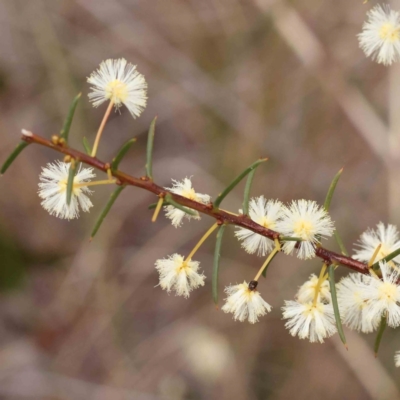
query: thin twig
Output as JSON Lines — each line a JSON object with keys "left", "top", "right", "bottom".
{"left": 22, "top": 132, "right": 369, "bottom": 274}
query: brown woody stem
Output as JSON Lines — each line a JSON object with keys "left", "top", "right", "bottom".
{"left": 21, "top": 132, "right": 369, "bottom": 275}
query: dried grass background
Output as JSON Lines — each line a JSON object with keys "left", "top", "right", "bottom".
{"left": 0, "top": 0, "right": 399, "bottom": 399}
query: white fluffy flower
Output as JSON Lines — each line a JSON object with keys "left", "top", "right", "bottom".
{"left": 361, "top": 261, "right": 400, "bottom": 328}
{"left": 235, "top": 197, "right": 283, "bottom": 256}
{"left": 395, "top": 351, "right": 400, "bottom": 367}
{"left": 164, "top": 177, "right": 211, "bottom": 228}
{"left": 155, "top": 253, "right": 205, "bottom": 298}
{"left": 358, "top": 4, "right": 400, "bottom": 66}
{"left": 353, "top": 222, "right": 400, "bottom": 264}
{"left": 222, "top": 281, "right": 272, "bottom": 324}
{"left": 276, "top": 200, "right": 334, "bottom": 259}
{"left": 87, "top": 58, "right": 148, "bottom": 118}
{"left": 38, "top": 161, "right": 95, "bottom": 220}
{"left": 282, "top": 300, "right": 337, "bottom": 343}
{"left": 337, "top": 273, "right": 379, "bottom": 333}
{"left": 296, "top": 274, "right": 331, "bottom": 304}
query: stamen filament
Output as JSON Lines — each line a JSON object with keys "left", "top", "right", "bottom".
{"left": 254, "top": 239, "right": 281, "bottom": 281}
{"left": 151, "top": 196, "right": 164, "bottom": 223}
{"left": 91, "top": 100, "right": 114, "bottom": 158}
{"left": 185, "top": 222, "right": 219, "bottom": 262}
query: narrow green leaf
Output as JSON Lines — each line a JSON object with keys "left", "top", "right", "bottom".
{"left": 60, "top": 93, "right": 81, "bottom": 142}
{"left": 91, "top": 186, "right": 125, "bottom": 240}
{"left": 334, "top": 230, "right": 349, "bottom": 256}
{"left": 324, "top": 167, "right": 343, "bottom": 211}
{"left": 262, "top": 250, "right": 278, "bottom": 278}
{"left": 328, "top": 265, "right": 347, "bottom": 347}
{"left": 279, "top": 236, "right": 303, "bottom": 242}
{"left": 111, "top": 138, "right": 137, "bottom": 171}
{"left": 66, "top": 160, "right": 77, "bottom": 205}
{"left": 145, "top": 116, "right": 157, "bottom": 180}
{"left": 1, "top": 142, "right": 30, "bottom": 175}
{"left": 374, "top": 315, "right": 387, "bottom": 357}
{"left": 243, "top": 168, "right": 257, "bottom": 215}
{"left": 371, "top": 248, "right": 400, "bottom": 270}
{"left": 148, "top": 199, "right": 171, "bottom": 209}
{"left": 214, "top": 158, "right": 268, "bottom": 208}
{"left": 212, "top": 224, "right": 226, "bottom": 305}
{"left": 164, "top": 194, "right": 197, "bottom": 216}
{"left": 83, "top": 137, "right": 91, "bottom": 155}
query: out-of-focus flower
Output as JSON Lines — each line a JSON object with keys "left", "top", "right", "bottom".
{"left": 155, "top": 253, "right": 205, "bottom": 298}
{"left": 296, "top": 274, "right": 331, "bottom": 304}
{"left": 235, "top": 197, "right": 283, "bottom": 256}
{"left": 38, "top": 161, "right": 95, "bottom": 220}
{"left": 164, "top": 177, "right": 210, "bottom": 227}
{"left": 358, "top": 4, "right": 400, "bottom": 66}
{"left": 87, "top": 58, "right": 148, "bottom": 118}
{"left": 395, "top": 351, "right": 400, "bottom": 367}
{"left": 222, "top": 281, "right": 272, "bottom": 323}
{"left": 282, "top": 300, "right": 337, "bottom": 343}
{"left": 353, "top": 222, "right": 400, "bottom": 264}
{"left": 337, "top": 272, "right": 379, "bottom": 333}
{"left": 361, "top": 261, "right": 400, "bottom": 328}
{"left": 276, "top": 200, "right": 334, "bottom": 259}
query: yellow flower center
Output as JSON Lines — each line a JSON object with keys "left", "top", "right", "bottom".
{"left": 293, "top": 219, "right": 314, "bottom": 240}
{"left": 260, "top": 216, "right": 274, "bottom": 229}
{"left": 378, "top": 282, "right": 397, "bottom": 301}
{"left": 182, "top": 187, "right": 197, "bottom": 200}
{"left": 379, "top": 23, "right": 400, "bottom": 42}
{"left": 58, "top": 178, "right": 80, "bottom": 196}
{"left": 105, "top": 79, "right": 128, "bottom": 104}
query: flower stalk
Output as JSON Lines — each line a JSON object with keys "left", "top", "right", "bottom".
{"left": 91, "top": 100, "right": 114, "bottom": 158}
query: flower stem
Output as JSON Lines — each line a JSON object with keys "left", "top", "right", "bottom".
{"left": 91, "top": 100, "right": 114, "bottom": 158}
{"left": 151, "top": 196, "right": 164, "bottom": 223}
{"left": 312, "top": 263, "right": 328, "bottom": 306}
{"left": 107, "top": 168, "right": 113, "bottom": 180}
{"left": 75, "top": 179, "right": 116, "bottom": 188}
{"left": 254, "top": 239, "right": 281, "bottom": 281}
{"left": 368, "top": 244, "right": 382, "bottom": 267}
{"left": 186, "top": 222, "right": 219, "bottom": 262}
{"left": 368, "top": 244, "right": 382, "bottom": 278}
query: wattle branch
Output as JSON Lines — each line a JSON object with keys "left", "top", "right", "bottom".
{"left": 21, "top": 131, "right": 369, "bottom": 274}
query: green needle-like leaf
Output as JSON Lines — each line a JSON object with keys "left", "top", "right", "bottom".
{"left": 334, "top": 230, "right": 349, "bottom": 256}
{"left": 214, "top": 158, "right": 268, "bottom": 208}
{"left": 164, "top": 194, "right": 197, "bottom": 216}
{"left": 279, "top": 236, "right": 303, "bottom": 242}
{"left": 324, "top": 167, "right": 343, "bottom": 212}
{"left": 1, "top": 142, "right": 30, "bottom": 175}
{"left": 111, "top": 138, "right": 137, "bottom": 171}
{"left": 60, "top": 93, "right": 81, "bottom": 143}
{"left": 148, "top": 199, "right": 171, "bottom": 209}
{"left": 212, "top": 224, "right": 226, "bottom": 305}
{"left": 374, "top": 315, "right": 387, "bottom": 357}
{"left": 91, "top": 185, "right": 125, "bottom": 240}
{"left": 243, "top": 168, "right": 257, "bottom": 215}
{"left": 83, "top": 137, "right": 91, "bottom": 155}
{"left": 145, "top": 116, "right": 157, "bottom": 180}
{"left": 66, "top": 160, "right": 77, "bottom": 205}
{"left": 371, "top": 248, "right": 400, "bottom": 270}
{"left": 328, "top": 265, "right": 347, "bottom": 347}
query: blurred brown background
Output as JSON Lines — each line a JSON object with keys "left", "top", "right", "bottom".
{"left": 0, "top": 0, "right": 399, "bottom": 399}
